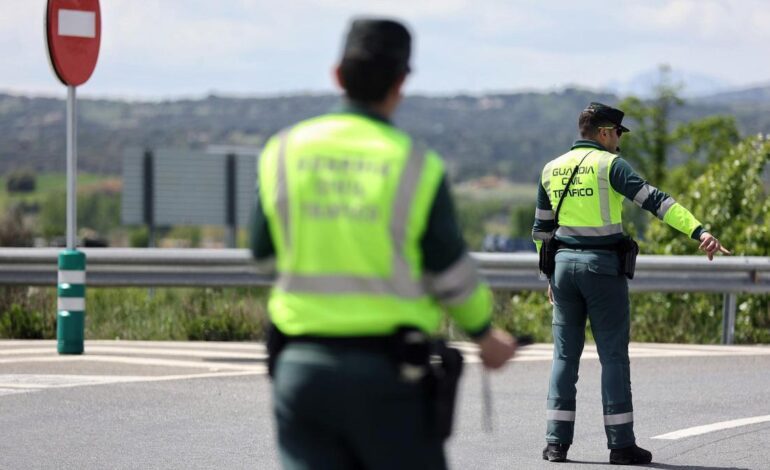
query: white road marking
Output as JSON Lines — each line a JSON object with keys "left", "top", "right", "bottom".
{"left": 452, "top": 342, "right": 770, "bottom": 364}
{"left": 0, "top": 354, "right": 263, "bottom": 371}
{"left": 652, "top": 415, "right": 770, "bottom": 440}
{"left": 0, "top": 387, "right": 37, "bottom": 396}
{"left": 0, "top": 346, "right": 266, "bottom": 360}
{"left": 0, "top": 370, "right": 264, "bottom": 396}
{"left": 0, "top": 341, "right": 767, "bottom": 391}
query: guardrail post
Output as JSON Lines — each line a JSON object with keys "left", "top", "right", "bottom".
{"left": 225, "top": 153, "right": 237, "bottom": 248}
{"left": 57, "top": 249, "right": 86, "bottom": 354}
{"left": 721, "top": 293, "right": 737, "bottom": 345}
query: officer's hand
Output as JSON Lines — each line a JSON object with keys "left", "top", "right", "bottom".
{"left": 547, "top": 284, "right": 554, "bottom": 305}
{"left": 477, "top": 328, "right": 517, "bottom": 370}
{"left": 699, "top": 232, "right": 731, "bottom": 260}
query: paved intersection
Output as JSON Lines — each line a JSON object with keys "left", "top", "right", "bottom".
{"left": 0, "top": 340, "right": 768, "bottom": 469}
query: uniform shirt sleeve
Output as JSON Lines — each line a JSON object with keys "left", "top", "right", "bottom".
{"left": 250, "top": 185, "right": 275, "bottom": 260}
{"left": 420, "top": 176, "right": 466, "bottom": 272}
{"left": 609, "top": 158, "right": 704, "bottom": 239}
{"left": 531, "top": 176, "right": 555, "bottom": 252}
{"left": 420, "top": 175, "right": 491, "bottom": 339}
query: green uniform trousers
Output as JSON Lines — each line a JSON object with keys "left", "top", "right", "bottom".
{"left": 546, "top": 249, "right": 636, "bottom": 449}
{"left": 273, "top": 342, "right": 446, "bottom": 470}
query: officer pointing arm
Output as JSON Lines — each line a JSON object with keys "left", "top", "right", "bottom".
{"left": 532, "top": 102, "right": 727, "bottom": 466}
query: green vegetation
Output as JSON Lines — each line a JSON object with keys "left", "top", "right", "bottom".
{"left": 0, "top": 287, "right": 269, "bottom": 341}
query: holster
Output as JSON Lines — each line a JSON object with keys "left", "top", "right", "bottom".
{"left": 391, "top": 328, "right": 464, "bottom": 440}
{"left": 266, "top": 323, "right": 288, "bottom": 379}
{"left": 617, "top": 235, "right": 639, "bottom": 280}
{"left": 427, "top": 341, "right": 464, "bottom": 440}
{"left": 538, "top": 232, "right": 559, "bottom": 278}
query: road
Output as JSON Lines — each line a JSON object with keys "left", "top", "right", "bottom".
{"left": 0, "top": 340, "right": 768, "bottom": 469}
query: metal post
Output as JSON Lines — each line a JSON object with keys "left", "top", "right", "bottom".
{"left": 143, "top": 150, "right": 155, "bottom": 248}
{"left": 721, "top": 293, "right": 737, "bottom": 345}
{"left": 66, "top": 86, "right": 77, "bottom": 250}
{"left": 225, "top": 153, "right": 237, "bottom": 248}
{"left": 58, "top": 85, "right": 85, "bottom": 355}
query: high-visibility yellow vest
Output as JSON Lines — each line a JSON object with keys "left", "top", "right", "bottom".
{"left": 258, "top": 113, "right": 490, "bottom": 337}
{"left": 542, "top": 148, "right": 625, "bottom": 238}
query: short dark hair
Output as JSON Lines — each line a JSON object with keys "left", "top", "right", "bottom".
{"left": 339, "top": 58, "right": 405, "bottom": 103}
{"left": 578, "top": 109, "right": 612, "bottom": 139}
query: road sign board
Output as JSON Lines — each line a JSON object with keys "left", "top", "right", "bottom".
{"left": 46, "top": 0, "right": 101, "bottom": 86}
{"left": 121, "top": 148, "right": 257, "bottom": 228}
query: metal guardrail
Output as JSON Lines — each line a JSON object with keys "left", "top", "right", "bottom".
{"left": 2, "top": 248, "right": 769, "bottom": 343}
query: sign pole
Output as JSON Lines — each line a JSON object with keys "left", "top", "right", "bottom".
{"left": 58, "top": 84, "right": 86, "bottom": 355}
{"left": 66, "top": 85, "right": 77, "bottom": 250}
{"left": 47, "top": 0, "right": 101, "bottom": 355}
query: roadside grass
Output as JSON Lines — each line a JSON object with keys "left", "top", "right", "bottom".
{"left": 2, "top": 285, "right": 763, "bottom": 344}
{"left": 0, "top": 287, "right": 270, "bottom": 341}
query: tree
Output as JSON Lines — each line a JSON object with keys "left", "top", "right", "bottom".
{"left": 635, "top": 135, "right": 770, "bottom": 343}
{"left": 619, "top": 65, "right": 683, "bottom": 188}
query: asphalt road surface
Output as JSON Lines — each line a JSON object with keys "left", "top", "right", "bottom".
{"left": 0, "top": 340, "right": 768, "bottom": 470}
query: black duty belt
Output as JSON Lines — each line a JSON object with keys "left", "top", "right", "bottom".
{"left": 560, "top": 243, "right": 620, "bottom": 251}
{"left": 287, "top": 335, "right": 393, "bottom": 352}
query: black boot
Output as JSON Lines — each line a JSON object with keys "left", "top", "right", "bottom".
{"left": 609, "top": 444, "right": 652, "bottom": 465}
{"left": 542, "top": 443, "right": 570, "bottom": 462}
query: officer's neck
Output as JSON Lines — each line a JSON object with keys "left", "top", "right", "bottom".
{"left": 359, "top": 91, "right": 401, "bottom": 121}
{"left": 593, "top": 136, "right": 619, "bottom": 154}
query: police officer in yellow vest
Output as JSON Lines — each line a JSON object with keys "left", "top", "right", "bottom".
{"left": 532, "top": 103, "right": 728, "bottom": 465}
{"left": 252, "top": 18, "right": 519, "bottom": 469}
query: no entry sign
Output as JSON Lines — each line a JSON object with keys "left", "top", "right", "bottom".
{"left": 46, "top": 0, "right": 101, "bottom": 86}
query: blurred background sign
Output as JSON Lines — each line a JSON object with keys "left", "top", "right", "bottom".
{"left": 121, "top": 148, "right": 257, "bottom": 247}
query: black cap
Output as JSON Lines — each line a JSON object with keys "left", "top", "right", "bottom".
{"left": 341, "top": 18, "right": 411, "bottom": 72}
{"left": 584, "top": 102, "right": 630, "bottom": 133}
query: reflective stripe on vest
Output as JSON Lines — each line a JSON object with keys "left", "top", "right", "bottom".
{"left": 275, "top": 139, "right": 429, "bottom": 299}
{"left": 424, "top": 253, "right": 480, "bottom": 305}
{"left": 276, "top": 129, "right": 292, "bottom": 250}
{"left": 557, "top": 223, "right": 623, "bottom": 237}
{"left": 597, "top": 154, "right": 613, "bottom": 226}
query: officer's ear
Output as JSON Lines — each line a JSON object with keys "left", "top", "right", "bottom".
{"left": 333, "top": 64, "right": 345, "bottom": 90}
{"left": 391, "top": 73, "right": 407, "bottom": 96}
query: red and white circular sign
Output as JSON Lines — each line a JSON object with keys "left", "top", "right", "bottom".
{"left": 46, "top": 0, "right": 101, "bottom": 86}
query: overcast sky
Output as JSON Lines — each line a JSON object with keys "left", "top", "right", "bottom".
{"left": 3, "top": 0, "right": 769, "bottom": 100}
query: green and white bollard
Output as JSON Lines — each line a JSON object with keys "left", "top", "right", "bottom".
{"left": 57, "top": 250, "right": 86, "bottom": 354}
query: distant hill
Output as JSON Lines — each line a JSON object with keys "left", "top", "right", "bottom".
{"left": 605, "top": 68, "right": 731, "bottom": 98}
{"left": 696, "top": 84, "right": 770, "bottom": 105}
{"left": 2, "top": 87, "right": 770, "bottom": 183}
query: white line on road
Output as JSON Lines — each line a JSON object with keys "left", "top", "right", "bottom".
{"left": 0, "top": 370, "right": 266, "bottom": 396}
{"left": 0, "top": 354, "right": 263, "bottom": 371}
{"left": 652, "top": 415, "right": 770, "bottom": 440}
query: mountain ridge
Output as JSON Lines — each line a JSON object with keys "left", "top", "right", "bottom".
{"left": 2, "top": 87, "right": 770, "bottom": 183}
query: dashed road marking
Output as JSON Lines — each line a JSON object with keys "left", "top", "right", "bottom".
{"left": 652, "top": 415, "right": 770, "bottom": 440}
